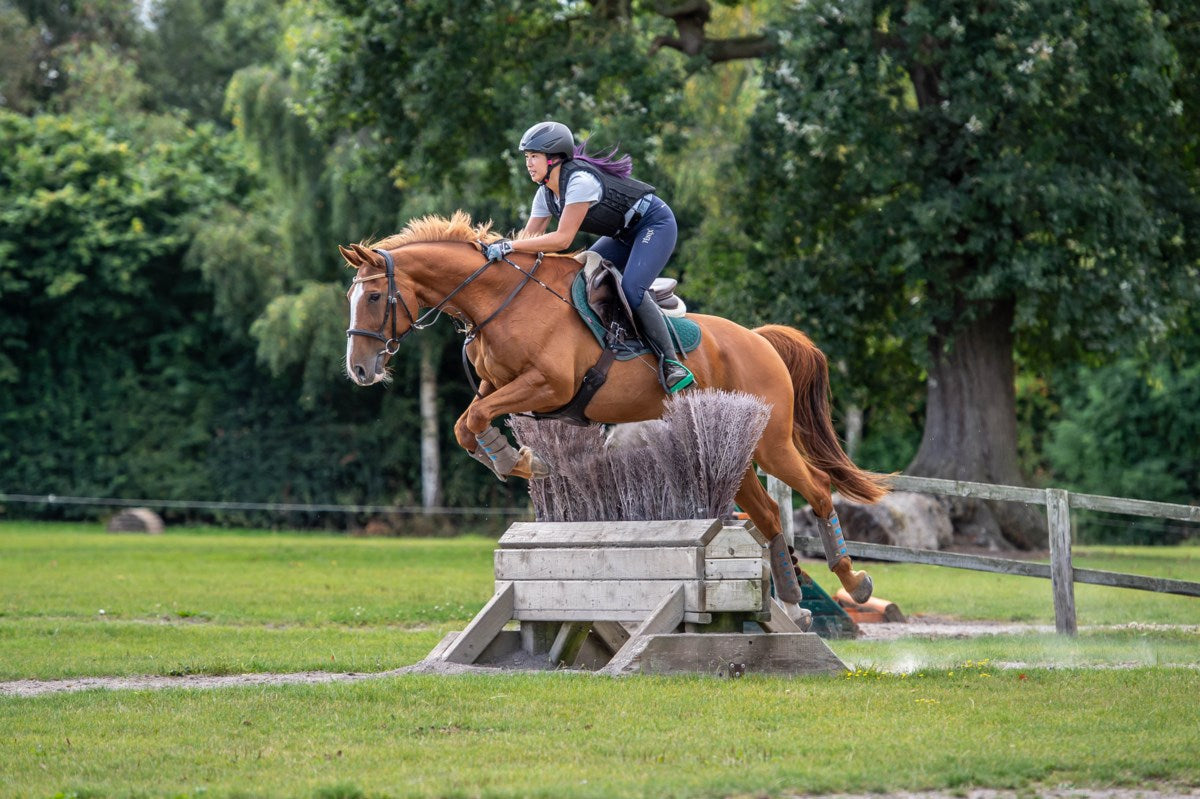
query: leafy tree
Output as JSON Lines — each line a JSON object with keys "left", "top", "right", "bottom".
{"left": 698, "top": 0, "right": 1200, "bottom": 547}
{"left": 136, "top": 0, "right": 284, "bottom": 123}
{"left": 1047, "top": 359, "right": 1200, "bottom": 544}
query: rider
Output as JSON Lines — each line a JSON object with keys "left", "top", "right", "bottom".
{"left": 484, "top": 120, "right": 694, "bottom": 394}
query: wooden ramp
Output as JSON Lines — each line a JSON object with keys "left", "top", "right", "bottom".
{"left": 427, "top": 519, "right": 847, "bottom": 677}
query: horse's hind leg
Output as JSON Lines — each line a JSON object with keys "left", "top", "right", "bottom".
{"left": 734, "top": 469, "right": 811, "bottom": 630}
{"left": 752, "top": 425, "right": 874, "bottom": 604}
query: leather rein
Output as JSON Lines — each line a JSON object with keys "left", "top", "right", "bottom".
{"left": 345, "top": 244, "right": 565, "bottom": 384}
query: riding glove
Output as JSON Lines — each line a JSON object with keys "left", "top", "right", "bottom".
{"left": 484, "top": 240, "right": 513, "bottom": 261}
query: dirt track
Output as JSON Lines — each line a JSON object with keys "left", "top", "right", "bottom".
{"left": 4, "top": 618, "right": 1199, "bottom": 698}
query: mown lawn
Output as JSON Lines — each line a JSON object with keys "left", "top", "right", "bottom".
{"left": 2, "top": 522, "right": 1199, "bottom": 798}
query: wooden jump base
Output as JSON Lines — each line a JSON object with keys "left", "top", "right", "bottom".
{"left": 425, "top": 518, "right": 848, "bottom": 677}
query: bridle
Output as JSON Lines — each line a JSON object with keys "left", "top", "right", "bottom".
{"left": 345, "top": 249, "right": 419, "bottom": 356}
{"left": 345, "top": 244, "right": 567, "bottom": 360}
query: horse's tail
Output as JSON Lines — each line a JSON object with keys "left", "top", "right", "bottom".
{"left": 754, "top": 324, "right": 889, "bottom": 504}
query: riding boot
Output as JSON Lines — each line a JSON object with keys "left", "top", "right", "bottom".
{"left": 633, "top": 291, "right": 694, "bottom": 394}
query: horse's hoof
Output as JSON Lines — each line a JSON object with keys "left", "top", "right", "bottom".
{"left": 786, "top": 603, "right": 813, "bottom": 632}
{"left": 849, "top": 571, "right": 874, "bottom": 605}
{"left": 518, "top": 446, "right": 551, "bottom": 478}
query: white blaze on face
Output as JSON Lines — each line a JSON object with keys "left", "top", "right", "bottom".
{"left": 346, "top": 281, "right": 365, "bottom": 373}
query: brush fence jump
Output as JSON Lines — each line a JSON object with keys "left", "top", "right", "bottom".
{"left": 429, "top": 518, "right": 847, "bottom": 676}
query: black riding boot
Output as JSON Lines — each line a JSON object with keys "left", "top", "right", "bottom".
{"left": 634, "top": 291, "right": 694, "bottom": 393}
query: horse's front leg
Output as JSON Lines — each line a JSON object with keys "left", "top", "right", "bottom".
{"left": 455, "top": 372, "right": 558, "bottom": 481}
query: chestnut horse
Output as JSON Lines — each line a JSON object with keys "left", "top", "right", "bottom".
{"left": 341, "top": 212, "right": 887, "bottom": 605}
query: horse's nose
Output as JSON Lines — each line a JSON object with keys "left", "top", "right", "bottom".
{"left": 354, "top": 364, "right": 368, "bottom": 383}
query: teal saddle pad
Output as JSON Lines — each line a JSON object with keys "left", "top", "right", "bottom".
{"left": 569, "top": 270, "right": 701, "bottom": 361}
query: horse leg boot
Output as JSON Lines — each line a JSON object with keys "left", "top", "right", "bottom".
{"left": 766, "top": 535, "right": 813, "bottom": 630}
{"left": 818, "top": 510, "right": 874, "bottom": 604}
{"left": 633, "top": 292, "right": 694, "bottom": 394}
{"left": 474, "top": 426, "right": 549, "bottom": 481}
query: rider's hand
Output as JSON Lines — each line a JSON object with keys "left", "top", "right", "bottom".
{"left": 484, "top": 240, "right": 513, "bottom": 261}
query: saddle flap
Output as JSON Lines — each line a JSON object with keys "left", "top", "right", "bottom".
{"left": 573, "top": 251, "right": 687, "bottom": 322}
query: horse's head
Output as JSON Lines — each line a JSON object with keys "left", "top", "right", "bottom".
{"left": 341, "top": 243, "right": 417, "bottom": 386}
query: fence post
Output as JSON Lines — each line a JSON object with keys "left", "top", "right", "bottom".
{"left": 765, "top": 475, "right": 795, "bottom": 548}
{"left": 1045, "top": 488, "right": 1077, "bottom": 635}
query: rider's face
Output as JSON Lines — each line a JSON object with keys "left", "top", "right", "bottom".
{"left": 524, "top": 151, "right": 549, "bottom": 183}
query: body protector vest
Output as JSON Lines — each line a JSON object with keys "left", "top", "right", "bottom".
{"left": 543, "top": 160, "right": 655, "bottom": 238}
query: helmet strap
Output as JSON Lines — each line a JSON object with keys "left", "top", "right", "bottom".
{"left": 538, "top": 157, "right": 561, "bottom": 188}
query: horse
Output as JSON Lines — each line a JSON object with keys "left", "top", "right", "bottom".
{"left": 341, "top": 211, "right": 888, "bottom": 610}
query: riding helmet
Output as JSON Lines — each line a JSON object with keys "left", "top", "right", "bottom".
{"left": 519, "top": 121, "right": 575, "bottom": 158}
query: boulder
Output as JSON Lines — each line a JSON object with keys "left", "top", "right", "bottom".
{"left": 106, "top": 508, "right": 164, "bottom": 534}
{"left": 794, "top": 491, "right": 953, "bottom": 550}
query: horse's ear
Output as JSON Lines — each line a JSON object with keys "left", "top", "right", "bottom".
{"left": 348, "top": 243, "right": 380, "bottom": 266}
{"left": 338, "top": 245, "right": 360, "bottom": 266}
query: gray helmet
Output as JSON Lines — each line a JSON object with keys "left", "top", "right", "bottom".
{"left": 519, "top": 121, "right": 575, "bottom": 158}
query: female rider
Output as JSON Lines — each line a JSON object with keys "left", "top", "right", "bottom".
{"left": 484, "top": 120, "right": 694, "bottom": 393}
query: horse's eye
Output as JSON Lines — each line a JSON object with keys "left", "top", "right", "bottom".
{"left": 368, "top": 292, "right": 381, "bottom": 303}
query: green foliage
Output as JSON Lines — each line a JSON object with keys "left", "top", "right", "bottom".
{"left": 136, "top": 0, "right": 284, "bottom": 123}
{"left": 685, "top": 0, "right": 1200, "bottom": 478}
{"left": 1047, "top": 360, "right": 1200, "bottom": 543}
{"left": 293, "top": 0, "right": 688, "bottom": 223}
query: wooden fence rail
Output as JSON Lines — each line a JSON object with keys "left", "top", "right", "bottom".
{"left": 766, "top": 473, "right": 1200, "bottom": 635}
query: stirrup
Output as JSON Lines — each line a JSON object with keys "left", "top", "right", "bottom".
{"left": 663, "top": 360, "right": 694, "bottom": 394}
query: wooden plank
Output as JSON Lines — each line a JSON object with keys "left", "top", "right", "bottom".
{"left": 513, "top": 579, "right": 702, "bottom": 614}
{"left": 512, "top": 609, "right": 712, "bottom": 623}
{"left": 891, "top": 473, "right": 1200, "bottom": 522}
{"left": 795, "top": 535, "right": 1200, "bottom": 598}
{"left": 520, "top": 621, "right": 558, "bottom": 656}
{"left": 1046, "top": 488, "right": 1077, "bottom": 635}
{"left": 705, "top": 527, "right": 766, "bottom": 558}
{"left": 1069, "top": 492, "right": 1200, "bottom": 523}
{"left": 702, "top": 579, "right": 765, "bottom": 612}
{"left": 607, "top": 632, "right": 848, "bottom": 676}
{"left": 599, "top": 585, "right": 687, "bottom": 676}
{"left": 425, "top": 631, "right": 459, "bottom": 662}
{"left": 792, "top": 536, "right": 1053, "bottom": 577}
{"left": 590, "top": 621, "right": 631, "bottom": 654}
{"left": 1072, "top": 569, "right": 1200, "bottom": 597}
{"left": 766, "top": 476, "right": 795, "bottom": 548}
{"left": 441, "top": 582, "right": 515, "bottom": 665}
{"left": 760, "top": 597, "right": 803, "bottom": 633}
{"left": 495, "top": 547, "right": 702, "bottom": 581}
{"left": 703, "top": 557, "right": 764, "bottom": 580}
{"left": 886, "top": 474, "right": 1048, "bottom": 505}
{"left": 499, "top": 519, "right": 724, "bottom": 549}
{"left": 549, "top": 622, "right": 591, "bottom": 666}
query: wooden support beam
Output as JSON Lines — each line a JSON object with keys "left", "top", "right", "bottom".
{"left": 600, "top": 584, "right": 686, "bottom": 675}
{"left": 441, "top": 582, "right": 515, "bottom": 665}
{"left": 1046, "top": 488, "right": 1077, "bottom": 635}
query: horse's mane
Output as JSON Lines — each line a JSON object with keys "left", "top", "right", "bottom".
{"left": 366, "top": 210, "right": 504, "bottom": 250}
{"left": 363, "top": 210, "right": 581, "bottom": 271}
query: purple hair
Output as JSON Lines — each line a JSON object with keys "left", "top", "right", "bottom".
{"left": 571, "top": 140, "right": 633, "bottom": 179}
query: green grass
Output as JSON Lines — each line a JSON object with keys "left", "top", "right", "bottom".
{"left": 3, "top": 523, "right": 1199, "bottom": 681}
{"left": 3, "top": 523, "right": 1200, "bottom": 797}
{"left": 3, "top": 668, "right": 1198, "bottom": 798}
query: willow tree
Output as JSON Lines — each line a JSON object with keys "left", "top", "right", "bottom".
{"left": 721, "top": 0, "right": 1200, "bottom": 547}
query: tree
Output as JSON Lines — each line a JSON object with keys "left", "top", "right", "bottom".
{"left": 697, "top": 0, "right": 1200, "bottom": 547}
{"left": 136, "top": 0, "right": 284, "bottom": 124}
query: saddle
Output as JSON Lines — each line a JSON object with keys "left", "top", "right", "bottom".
{"left": 574, "top": 251, "right": 688, "bottom": 356}
{"left": 527, "top": 254, "right": 700, "bottom": 427}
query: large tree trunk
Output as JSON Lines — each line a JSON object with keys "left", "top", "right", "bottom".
{"left": 907, "top": 299, "right": 1048, "bottom": 549}
{"left": 419, "top": 337, "right": 442, "bottom": 510}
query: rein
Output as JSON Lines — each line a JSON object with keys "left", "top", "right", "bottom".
{"left": 347, "top": 245, "right": 569, "bottom": 394}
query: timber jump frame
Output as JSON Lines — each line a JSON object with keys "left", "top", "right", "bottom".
{"left": 768, "top": 473, "right": 1200, "bottom": 636}
{"left": 426, "top": 518, "right": 848, "bottom": 676}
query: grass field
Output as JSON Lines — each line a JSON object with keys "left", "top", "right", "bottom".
{"left": 3, "top": 522, "right": 1199, "bottom": 798}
